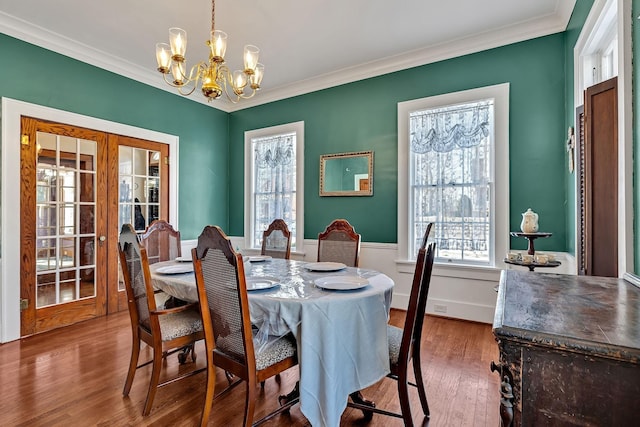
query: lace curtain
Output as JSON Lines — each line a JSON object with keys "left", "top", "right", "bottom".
{"left": 252, "top": 133, "right": 296, "bottom": 247}
{"left": 254, "top": 134, "right": 295, "bottom": 168}
{"left": 409, "top": 100, "right": 493, "bottom": 263}
{"left": 410, "top": 102, "right": 491, "bottom": 154}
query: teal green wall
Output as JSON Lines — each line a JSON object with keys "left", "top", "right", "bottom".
{"left": 0, "top": 34, "right": 229, "bottom": 239}
{"left": 1, "top": 4, "right": 600, "bottom": 251}
{"left": 230, "top": 35, "right": 568, "bottom": 250}
{"left": 563, "top": 0, "right": 595, "bottom": 255}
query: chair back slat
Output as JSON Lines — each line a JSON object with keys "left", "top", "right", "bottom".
{"left": 140, "top": 220, "right": 181, "bottom": 264}
{"left": 413, "top": 243, "right": 435, "bottom": 342}
{"left": 118, "top": 224, "right": 154, "bottom": 327}
{"left": 317, "top": 219, "right": 361, "bottom": 267}
{"left": 261, "top": 219, "right": 292, "bottom": 259}
{"left": 399, "top": 223, "right": 435, "bottom": 365}
{"left": 194, "top": 226, "right": 253, "bottom": 368}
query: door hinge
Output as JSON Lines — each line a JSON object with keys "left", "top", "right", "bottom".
{"left": 21, "top": 134, "right": 29, "bottom": 146}
{"left": 164, "top": 156, "right": 169, "bottom": 165}
{"left": 20, "top": 298, "right": 28, "bottom": 310}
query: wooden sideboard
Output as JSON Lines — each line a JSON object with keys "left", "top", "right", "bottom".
{"left": 492, "top": 270, "right": 640, "bottom": 426}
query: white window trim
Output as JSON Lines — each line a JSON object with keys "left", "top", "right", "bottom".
{"left": 244, "top": 121, "right": 304, "bottom": 252}
{"left": 397, "top": 83, "right": 510, "bottom": 268}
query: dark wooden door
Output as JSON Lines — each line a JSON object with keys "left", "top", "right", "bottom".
{"left": 581, "top": 76, "right": 618, "bottom": 277}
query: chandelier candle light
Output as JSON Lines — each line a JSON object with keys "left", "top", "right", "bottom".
{"left": 155, "top": 0, "right": 264, "bottom": 102}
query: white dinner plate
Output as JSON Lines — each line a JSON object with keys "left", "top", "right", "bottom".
{"left": 246, "top": 276, "right": 279, "bottom": 291}
{"left": 155, "top": 264, "right": 194, "bottom": 275}
{"left": 248, "top": 255, "right": 272, "bottom": 262}
{"left": 303, "top": 262, "right": 347, "bottom": 272}
{"left": 174, "top": 256, "right": 192, "bottom": 262}
{"left": 315, "top": 276, "right": 369, "bottom": 291}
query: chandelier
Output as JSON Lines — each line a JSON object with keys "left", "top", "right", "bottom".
{"left": 154, "top": 0, "right": 264, "bottom": 103}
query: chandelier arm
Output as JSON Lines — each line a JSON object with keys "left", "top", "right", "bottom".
{"left": 161, "top": 71, "right": 198, "bottom": 96}
{"left": 177, "top": 85, "right": 198, "bottom": 97}
{"left": 186, "top": 62, "right": 206, "bottom": 83}
{"left": 215, "top": 65, "right": 251, "bottom": 103}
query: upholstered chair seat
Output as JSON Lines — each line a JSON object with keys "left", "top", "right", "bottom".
{"left": 155, "top": 309, "right": 203, "bottom": 341}
{"left": 387, "top": 324, "right": 403, "bottom": 366}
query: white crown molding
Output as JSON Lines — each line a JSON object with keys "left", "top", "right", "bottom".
{"left": 226, "top": 11, "right": 573, "bottom": 112}
{"left": 1, "top": 2, "right": 575, "bottom": 114}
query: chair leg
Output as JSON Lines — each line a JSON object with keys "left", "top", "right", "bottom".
{"left": 142, "top": 346, "right": 164, "bottom": 416}
{"left": 397, "top": 369, "right": 414, "bottom": 427}
{"left": 123, "top": 336, "right": 141, "bottom": 397}
{"left": 225, "top": 370, "right": 235, "bottom": 385}
{"left": 199, "top": 350, "right": 216, "bottom": 427}
{"left": 243, "top": 378, "right": 258, "bottom": 427}
{"left": 178, "top": 343, "right": 196, "bottom": 364}
{"left": 412, "top": 356, "right": 430, "bottom": 417}
{"left": 349, "top": 391, "right": 375, "bottom": 420}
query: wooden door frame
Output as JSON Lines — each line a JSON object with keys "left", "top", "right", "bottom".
{"left": 1, "top": 98, "right": 179, "bottom": 343}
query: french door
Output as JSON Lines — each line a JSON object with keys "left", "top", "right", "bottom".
{"left": 109, "top": 135, "right": 169, "bottom": 313}
{"left": 20, "top": 118, "right": 169, "bottom": 336}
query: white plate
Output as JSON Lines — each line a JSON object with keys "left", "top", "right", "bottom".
{"left": 155, "top": 264, "right": 194, "bottom": 275}
{"left": 248, "top": 255, "right": 272, "bottom": 262}
{"left": 246, "top": 276, "right": 279, "bottom": 291}
{"left": 315, "top": 276, "right": 369, "bottom": 290}
{"left": 174, "top": 256, "right": 192, "bottom": 262}
{"left": 303, "top": 262, "right": 347, "bottom": 272}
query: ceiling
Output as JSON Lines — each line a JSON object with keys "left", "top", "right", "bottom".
{"left": 0, "top": 0, "right": 576, "bottom": 112}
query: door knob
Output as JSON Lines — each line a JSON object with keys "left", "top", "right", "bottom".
{"left": 98, "top": 235, "right": 106, "bottom": 246}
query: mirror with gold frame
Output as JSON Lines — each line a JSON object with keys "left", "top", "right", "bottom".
{"left": 319, "top": 151, "right": 373, "bottom": 196}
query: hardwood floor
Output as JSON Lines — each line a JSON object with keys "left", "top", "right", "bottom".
{"left": 0, "top": 309, "right": 499, "bottom": 426}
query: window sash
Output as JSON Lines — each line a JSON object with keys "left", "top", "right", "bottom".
{"left": 244, "top": 122, "right": 304, "bottom": 253}
{"left": 397, "top": 83, "right": 509, "bottom": 268}
{"left": 251, "top": 134, "right": 296, "bottom": 249}
{"left": 409, "top": 100, "right": 494, "bottom": 264}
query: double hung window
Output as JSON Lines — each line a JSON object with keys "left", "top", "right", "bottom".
{"left": 244, "top": 122, "right": 304, "bottom": 251}
{"left": 398, "top": 84, "right": 509, "bottom": 266}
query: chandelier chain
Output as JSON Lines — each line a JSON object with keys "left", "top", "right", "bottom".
{"left": 211, "top": 0, "right": 215, "bottom": 33}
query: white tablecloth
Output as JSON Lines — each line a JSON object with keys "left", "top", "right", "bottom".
{"left": 150, "top": 258, "right": 393, "bottom": 427}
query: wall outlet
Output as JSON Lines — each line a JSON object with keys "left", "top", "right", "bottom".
{"left": 434, "top": 304, "right": 448, "bottom": 313}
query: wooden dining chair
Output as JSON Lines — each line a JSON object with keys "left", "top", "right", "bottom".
{"left": 261, "top": 218, "right": 292, "bottom": 259}
{"left": 348, "top": 223, "right": 435, "bottom": 426}
{"left": 317, "top": 218, "right": 361, "bottom": 267}
{"left": 139, "top": 219, "right": 181, "bottom": 264}
{"left": 118, "top": 224, "right": 205, "bottom": 416}
{"left": 193, "top": 225, "right": 299, "bottom": 427}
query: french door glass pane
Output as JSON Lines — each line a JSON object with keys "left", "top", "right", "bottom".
{"left": 118, "top": 146, "right": 162, "bottom": 291}
{"left": 118, "top": 146, "right": 161, "bottom": 233}
{"left": 35, "top": 132, "right": 97, "bottom": 308}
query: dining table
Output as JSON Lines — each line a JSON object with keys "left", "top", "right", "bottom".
{"left": 149, "top": 256, "right": 394, "bottom": 427}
